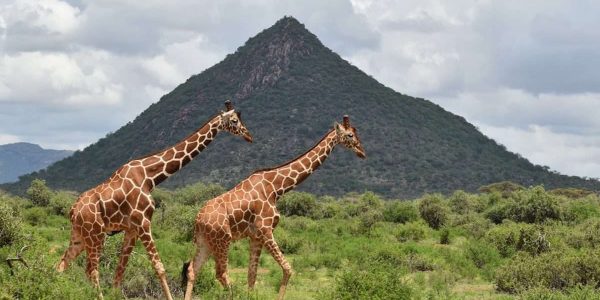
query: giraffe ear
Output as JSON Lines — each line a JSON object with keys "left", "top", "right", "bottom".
{"left": 334, "top": 122, "right": 343, "bottom": 134}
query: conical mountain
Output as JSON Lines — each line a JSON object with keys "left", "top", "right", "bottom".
{"left": 4, "top": 17, "right": 599, "bottom": 198}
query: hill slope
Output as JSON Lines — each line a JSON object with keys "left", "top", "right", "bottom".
{"left": 3, "top": 17, "right": 599, "bottom": 197}
{"left": 0, "top": 143, "right": 73, "bottom": 184}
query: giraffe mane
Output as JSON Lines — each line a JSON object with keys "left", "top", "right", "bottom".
{"left": 251, "top": 129, "right": 335, "bottom": 174}
{"left": 129, "top": 112, "right": 221, "bottom": 161}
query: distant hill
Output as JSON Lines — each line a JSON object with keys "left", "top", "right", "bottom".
{"left": 0, "top": 143, "right": 73, "bottom": 184}
{"left": 3, "top": 16, "right": 599, "bottom": 198}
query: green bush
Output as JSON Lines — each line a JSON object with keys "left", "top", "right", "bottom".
{"left": 479, "top": 181, "right": 524, "bottom": 197}
{"left": 23, "top": 207, "right": 48, "bottom": 226}
{"left": 278, "top": 191, "right": 318, "bottom": 218}
{"left": 395, "top": 221, "right": 429, "bottom": 242}
{"left": 48, "top": 191, "right": 76, "bottom": 217}
{"left": 418, "top": 194, "right": 448, "bottom": 229}
{"left": 0, "top": 201, "right": 22, "bottom": 247}
{"left": 26, "top": 179, "right": 53, "bottom": 207}
{"left": 439, "top": 227, "right": 450, "bottom": 244}
{"left": 465, "top": 240, "right": 501, "bottom": 271}
{"left": 581, "top": 218, "right": 600, "bottom": 248}
{"left": 495, "top": 249, "right": 600, "bottom": 293}
{"left": 275, "top": 228, "right": 304, "bottom": 254}
{"left": 448, "top": 190, "right": 481, "bottom": 214}
{"left": 383, "top": 201, "right": 418, "bottom": 224}
{"left": 486, "top": 186, "right": 561, "bottom": 224}
{"left": 485, "top": 222, "right": 550, "bottom": 257}
{"left": 172, "top": 182, "right": 225, "bottom": 205}
{"left": 327, "top": 266, "right": 413, "bottom": 299}
{"left": 157, "top": 203, "right": 200, "bottom": 242}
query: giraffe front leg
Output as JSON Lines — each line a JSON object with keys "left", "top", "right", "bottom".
{"left": 248, "top": 238, "right": 263, "bottom": 289}
{"left": 260, "top": 230, "right": 292, "bottom": 300}
{"left": 85, "top": 233, "right": 105, "bottom": 300}
{"left": 138, "top": 228, "right": 174, "bottom": 300}
{"left": 57, "top": 228, "right": 84, "bottom": 272}
{"left": 113, "top": 230, "right": 137, "bottom": 287}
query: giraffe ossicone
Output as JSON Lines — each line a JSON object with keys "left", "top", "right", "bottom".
{"left": 183, "top": 115, "right": 366, "bottom": 300}
{"left": 56, "top": 100, "right": 252, "bottom": 300}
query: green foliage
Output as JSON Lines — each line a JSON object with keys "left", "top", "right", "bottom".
{"left": 486, "top": 186, "right": 562, "bottom": 224}
{"left": 171, "top": 182, "right": 225, "bottom": 205}
{"left": 439, "top": 227, "right": 450, "bottom": 244}
{"left": 395, "top": 221, "right": 430, "bottom": 242}
{"left": 465, "top": 240, "right": 501, "bottom": 269}
{"left": 479, "top": 181, "right": 524, "bottom": 197}
{"left": 278, "top": 191, "right": 318, "bottom": 218}
{"left": 495, "top": 250, "right": 600, "bottom": 293}
{"left": 23, "top": 207, "right": 48, "bottom": 226}
{"left": 383, "top": 201, "right": 418, "bottom": 224}
{"left": 26, "top": 179, "right": 53, "bottom": 206}
{"left": 449, "top": 190, "right": 481, "bottom": 214}
{"left": 327, "top": 265, "right": 413, "bottom": 300}
{"left": 48, "top": 191, "right": 76, "bottom": 217}
{"left": 0, "top": 201, "right": 21, "bottom": 247}
{"left": 418, "top": 194, "right": 448, "bottom": 229}
{"left": 549, "top": 188, "right": 595, "bottom": 199}
{"left": 158, "top": 203, "right": 200, "bottom": 242}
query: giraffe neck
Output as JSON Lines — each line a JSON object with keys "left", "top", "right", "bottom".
{"left": 146, "top": 115, "right": 222, "bottom": 187}
{"left": 267, "top": 130, "right": 339, "bottom": 197}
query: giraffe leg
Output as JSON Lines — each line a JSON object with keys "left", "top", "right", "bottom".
{"left": 184, "top": 238, "right": 211, "bottom": 300}
{"left": 260, "top": 231, "right": 292, "bottom": 300}
{"left": 213, "top": 240, "right": 232, "bottom": 289}
{"left": 113, "top": 230, "right": 137, "bottom": 287}
{"left": 57, "top": 229, "right": 84, "bottom": 272}
{"left": 247, "top": 238, "right": 263, "bottom": 289}
{"left": 85, "top": 233, "right": 106, "bottom": 300}
{"left": 138, "top": 227, "right": 174, "bottom": 300}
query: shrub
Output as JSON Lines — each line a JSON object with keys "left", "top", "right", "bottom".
{"left": 158, "top": 203, "right": 200, "bottom": 242}
{"left": 418, "top": 194, "right": 448, "bottom": 229}
{"left": 395, "top": 221, "right": 429, "bottom": 242}
{"left": 278, "top": 191, "right": 318, "bottom": 218}
{"left": 439, "top": 227, "right": 450, "bottom": 244}
{"left": 0, "top": 201, "right": 22, "bottom": 247}
{"left": 48, "top": 191, "right": 76, "bottom": 217}
{"left": 327, "top": 266, "right": 413, "bottom": 299}
{"left": 26, "top": 179, "right": 53, "bottom": 207}
{"left": 23, "top": 207, "right": 48, "bottom": 226}
{"left": 550, "top": 188, "right": 595, "bottom": 199}
{"left": 581, "top": 218, "right": 600, "bottom": 248}
{"left": 359, "top": 209, "right": 384, "bottom": 234}
{"left": 485, "top": 222, "right": 550, "bottom": 257}
{"left": 172, "top": 182, "right": 225, "bottom": 205}
{"left": 383, "top": 201, "right": 418, "bottom": 224}
{"left": 448, "top": 190, "right": 480, "bottom": 214}
{"left": 275, "top": 229, "right": 304, "bottom": 254}
{"left": 479, "top": 181, "right": 524, "bottom": 197}
{"left": 151, "top": 187, "right": 172, "bottom": 209}
{"left": 454, "top": 214, "right": 492, "bottom": 239}
{"left": 562, "top": 199, "right": 600, "bottom": 223}
{"left": 486, "top": 186, "right": 561, "bottom": 224}
{"left": 465, "top": 240, "right": 501, "bottom": 269}
{"left": 495, "top": 250, "right": 600, "bottom": 293}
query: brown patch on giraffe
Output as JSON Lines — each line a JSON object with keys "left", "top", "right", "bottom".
{"left": 165, "top": 161, "right": 181, "bottom": 174}
{"left": 142, "top": 156, "right": 161, "bottom": 166}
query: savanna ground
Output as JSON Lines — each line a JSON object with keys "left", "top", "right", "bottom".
{"left": 2, "top": 180, "right": 600, "bottom": 299}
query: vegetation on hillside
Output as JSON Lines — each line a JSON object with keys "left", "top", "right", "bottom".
{"left": 4, "top": 17, "right": 599, "bottom": 198}
{"left": 1, "top": 181, "right": 600, "bottom": 299}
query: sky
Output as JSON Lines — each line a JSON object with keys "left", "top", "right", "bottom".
{"left": 0, "top": 0, "right": 599, "bottom": 179}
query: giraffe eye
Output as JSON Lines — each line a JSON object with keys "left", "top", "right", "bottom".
{"left": 232, "top": 119, "right": 238, "bottom": 123}
{"left": 347, "top": 133, "right": 354, "bottom": 138}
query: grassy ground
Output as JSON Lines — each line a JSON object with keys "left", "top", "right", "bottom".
{"left": 2, "top": 182, "right": 600, "bottom": 299}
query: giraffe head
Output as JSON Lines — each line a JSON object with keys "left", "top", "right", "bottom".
{"left": 335, "top": 115, "right": 366, "bottom": 159}
{"left": 219, "top": 100, "right": 253, "bottom": 143}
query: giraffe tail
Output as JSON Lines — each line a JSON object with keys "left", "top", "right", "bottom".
{"left": 181, "top": 261, "right": 191, "bottom": 288}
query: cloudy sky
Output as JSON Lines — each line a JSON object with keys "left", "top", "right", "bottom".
{"left": 0, "top": 0, "right": 599, "bottom": 179}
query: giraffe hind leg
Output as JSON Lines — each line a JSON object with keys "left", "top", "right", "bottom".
{"left": 183, "top": 238, "right": 211, "bottom": 300}
{"left": 57, "top": 228, "right": 85, "bottom": 272}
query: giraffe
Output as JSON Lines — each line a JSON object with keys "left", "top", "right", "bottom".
{"left": 182, "top": 115, "right": 366, "bottom": 300}
{"left": 56, "top": 100, "right": 252, "bottom": 300}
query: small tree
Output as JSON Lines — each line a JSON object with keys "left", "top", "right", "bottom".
{"left": 0, "top": 201, "right": 22, "bottom": 247}
{"left": 418, "top": 194, "right": 448, "bottom": 229}
{"left": 278, "top": 191, "right": 318, "bottom": 218}
{"left": 26, "top": 179, "right": 53, "bottom": 206}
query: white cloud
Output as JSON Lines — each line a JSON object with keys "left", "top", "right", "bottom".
{"left": 0, "top": 0, "right": 598, "bottom": 179}
{"left": 0, "top": 133, "right": 19, "bottom": 144}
